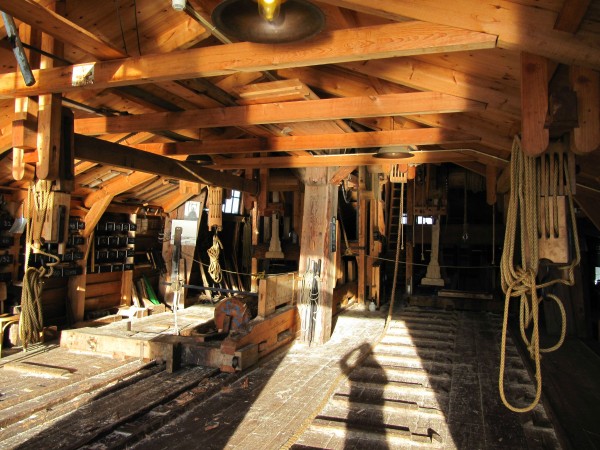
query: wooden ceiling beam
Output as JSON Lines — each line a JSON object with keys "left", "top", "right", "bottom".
{"left": 74, "top": 92, "right": 486, "bottom": 135}
{"left": 0, "top": 21, "right": 497, "bottom": 99}
{"left": 407, "top": 113, "right": 514, "bottom": 153}
{"left": 0, "top": 0, "right": 126, "bottom": 60}
{"left": 341, "top": 57, "right": 520, "bottom": 118}
{"left": 83, "top": 172, "right": 156, "bottom": 209}
{"left": 317, "top": 0, "right": 600, "bottom": 70}
{"left": 278, "top": 66, "right": 514, "bottom": 153}
{"left": 134, "top": 128, "right": 480, "bottom": 156}
{"left": 73, "top": 134, "right": 259, "bottom": 194}
{"left": 554, "top": 0, "right": 591, "bottom": 33}
{"left": 210, "top": 151, "right": 478, "bottom": 170}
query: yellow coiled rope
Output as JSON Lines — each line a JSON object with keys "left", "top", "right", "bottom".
{"left": 499, "top": 136, "right": 580, "bottom": 412}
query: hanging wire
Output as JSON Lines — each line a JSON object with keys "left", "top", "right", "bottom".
{"left": 420, "top": 170, "right": 425, "bottom": 261}
{"left": 400, "top": 181, "right": 405, "bottom": 251}
{"left": 341, "top": 178, "right": 353, "bottom": 204}
{"left": 412, "top": 176, "right": 416, "bottom": 245}
{"left": 492, "top": 201, "right": 496, "bottom": 265}
{"left": 462, "top": 171, "right": 469, "bottom": 241}
{"left": 132, "top": 0, "right": 142, "bottom": 55}
{"left": 114, "top": 0, "right": 128, "bottom": 55}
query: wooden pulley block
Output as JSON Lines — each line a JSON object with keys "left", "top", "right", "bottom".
{"left": 537, "top": 142, "right": 574, "bottom": 264}
{"left": 389, "top": 164, "right": 408, "bottom": 183}
{"left": 214, "top": 295, "right": 258, "bottom": 333}
{"left": 207, "top": 185, "right": 223, "bottom": 230}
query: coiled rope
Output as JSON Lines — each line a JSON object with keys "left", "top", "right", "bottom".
{"left": 19, "top": 181, "right": 60, "bottom": 350}
{"left": 207, "top": 231, "right": 223, "bottom": 283}
{"left": 499, "top": 136, "right": 579, "bottom": 413}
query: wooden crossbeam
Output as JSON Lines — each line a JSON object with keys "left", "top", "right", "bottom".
{"left": 0, "top": 21, "right": 496, "bottom": 99}
{"left": 317, "top": 0, "right": 600, "bottom": 70}
{"left": 0, "top": 0, "right": 125, "bottom": 60}
{"left": 554, "top": 0, "right": 591, "bottom": 33}
{"left": 278, "top": 66, "right": 514, "bottom": 153}
{"left": 83, "top": 172, "right": 156, "bottom": 209}
{"left": 73, "top": 134, "right": 259, "bottom": 194}
{"left": 341, "top": 57, "right": 520, "bottom": 117}
{"left": 210, "top": 151, "right": 477, "bottom": 170}
{"left": 74, "top": 92, "right": 485, "bottom": 135}
{"left": 133, "top": 128, "right": 480, "bottom": 156}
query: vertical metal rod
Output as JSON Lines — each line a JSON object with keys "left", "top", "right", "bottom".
{"left": 1, "top": 12, "right": 36, "bottom": 86}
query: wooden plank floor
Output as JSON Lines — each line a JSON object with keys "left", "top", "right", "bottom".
{"left": 539, "top": 338, "right": 600, "bottom": 450}
{"left": 290, "top": 308, "right": 560, "bottom": 449}
{"left": 128, "top": 307, "right": 561, "bottom": 450}
{"left": 2, "top": 305, "right": 590, "bottom": 449}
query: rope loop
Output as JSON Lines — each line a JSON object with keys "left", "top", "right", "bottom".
{"left": 207, "top": 231, "right": 223, "bottom": 283}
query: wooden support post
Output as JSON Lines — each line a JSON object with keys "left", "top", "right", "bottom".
{"left": 13, "top": 96, "right": 38, "bottom": 181}
{"left": 121, "top": 268, "right": 133, "bottom": 307}
{"left": 298, "top": 167, "right": 338, "bottom": 344}
{"left": 357, "top": 167, "right": 368, "bottom": 305}
{"left": 258, "top": 168, "right": 268, "bottom": 215}
{"left": 570, "top": 66, "right": 600, "bottom": 154}
{"left": 36, "top": 3, "right": 63, "bottom": 180}
{"left": 521, "top": 52, "right": 549, "bottom": 156}
{"left": 12, "top": 22, "right": 40, "bottom": 181}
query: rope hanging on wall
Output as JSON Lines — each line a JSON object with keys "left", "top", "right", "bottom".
{"left": 300, "top": 258, "right": 321, "bottom": 344}
{"left": 19, "top": 181, "right": 60, "bottom": 350}
{"left": 499, "top": 136, "right": 580, "bottom": 413}
{"left": 207, "top": 185, "right": 223, "bottom": 231}
{"left": 207, "top": 231, "right": 223, "bottom": 283}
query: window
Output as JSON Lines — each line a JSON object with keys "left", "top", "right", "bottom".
{"left": 222, "top": 190, "right": 241, "bottom": 214}
{"left": 416, "top": 216, "right": 433, "bottom": 225}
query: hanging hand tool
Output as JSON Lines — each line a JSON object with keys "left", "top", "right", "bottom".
{"left": 170, "top": 226, "right": 183, "bottom": 335}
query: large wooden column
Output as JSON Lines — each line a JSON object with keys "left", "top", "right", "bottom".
{"left": 298, "top": 167, "right": 338, "bottom": 345}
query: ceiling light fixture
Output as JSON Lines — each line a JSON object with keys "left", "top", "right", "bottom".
{"left": 211, "top": 0, "right": 325, "bottom": 44}
{"left": 257, "top": 0, "right": 284, "bottom": 22}
{"left": 172, "top": 0, "right": 186, "bottom": 11}
{"left": 374, "top": 145, "right": 416, "bottom": 159}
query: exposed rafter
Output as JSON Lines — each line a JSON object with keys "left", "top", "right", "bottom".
{"left": 133, "top": 128, "right": 480, "bottom": 156}
{"left": 74, "top": 92, "right": 486, "bottom": 135}
{"left": 209, "top": 150, "right": 481, "bottom": 170}
{"left": 0, "top": 21, "right": 497, "bottom": 99}
{"left": 73, "top": 135, "right": 258, "bottom": 194}
{"left": 317, "top": 0, "right": 600, "bottom": 69}
{"left": 0, "top": 0, "right": 126, "bottom": 60}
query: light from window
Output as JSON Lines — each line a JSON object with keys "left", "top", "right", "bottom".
{"left": 223, "top": 190, "right": 241, "bottom": 214}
